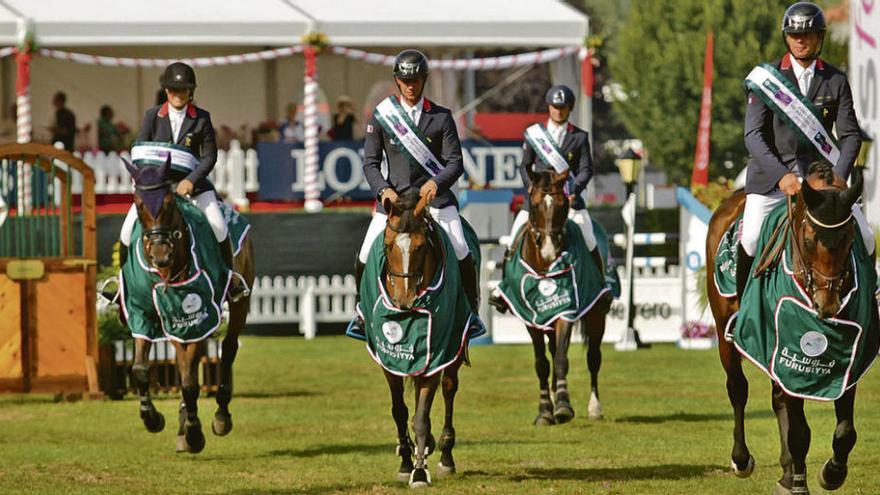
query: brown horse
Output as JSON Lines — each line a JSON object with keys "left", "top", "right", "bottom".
{"left": 518, "top": 168, "right": 612, "bottom": 425}
{"left": 379, "top": 191, "right": 467, "bottom": 487}
{"left": 707, "top": 164, "right": 864, "bottom": 494}
{"left": 123, "top": 158, "right": 255, "bottom": 453}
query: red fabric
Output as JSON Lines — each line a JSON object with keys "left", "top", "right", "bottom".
{"left": 473, "top": 112, "right": 547, "bottom": 140}
{"left": 581, "top": 48, "right": 594, "bottom": 97}
{"left": 15, "top": 49, "right": 30, "bottom": 97}
{"left": 304, "top": 46, "right": 317, "bottom": 77}
{"left": 691, "top": 31, "right": 713, "bottom": 186}
{"left": 157, "top": 102, "right": 169, "bottom": 117}
{"left": 157, "top": 102, "right": 197, "bottom": 118}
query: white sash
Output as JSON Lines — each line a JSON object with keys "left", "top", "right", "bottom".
{"left": 524, "top": 123, "right": 569, "bottom": 174}
{"left": 0, "top": 192, "right": 6, "bottom": 228}
{"left": 744, "top": 64, "right": 840, "bottom": 165}
{"left": 131, "top": 141, "right": 200, "bottom": 174}
{"left": 373, "top": 97, "right": 444, "bottom": 177}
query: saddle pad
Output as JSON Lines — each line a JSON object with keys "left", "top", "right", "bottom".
{"left": 713, "top": 216, "right": 742, "bottom": 298}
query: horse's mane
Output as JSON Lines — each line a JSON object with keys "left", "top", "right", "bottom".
{"left": 393, "top": 190, "right": 428, "bottom": 232}
{"left": 803, "top": 160, "right": 853, "bottom": 249}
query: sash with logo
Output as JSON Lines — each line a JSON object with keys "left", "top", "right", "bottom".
{"left": 524, "top": 123, "right": 570, "bottom": 174}
{"left": 131, "top": 141, "right": 200, "bottom": 174}
{"left": 744, "top": 64, "right": 840, "bottom": 165}
{"left": 373, "top": 97, "right": 444, "bottom": 177}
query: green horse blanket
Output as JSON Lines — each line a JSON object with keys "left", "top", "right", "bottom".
{"left": 496, "top": 219, "right": 616, "bottom": 332}
{"left": 120, "top": 196, "right": 250, "bottom": 343}
{"left": 725, "top": 201, "right": 879, "bottom": 401}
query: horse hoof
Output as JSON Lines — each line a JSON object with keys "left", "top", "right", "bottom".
{"left": 587, "top": 393, "right": 603, "bottom": 420}
{"left": 534, "top": 412, "right": 556, "bottom": 426}
{"left": 212, "top": 409, "right": 233, "bottom": 436}
{"left": 436, "top": 462, "right": 456, "bottom": 478}
{"left": 408, "top": 468, "right": 431, "bottom": 488}
{"left": 184, "top": 419, "right": 206, "bottom": 454}
{"left": 142, "top": 409, "right": 165, "bottom": 433}
{"left": 818, "top": 458, "right": 847, "bottom": 491}
{"left": 554, "top": 403, "right": 574, "bottom": 424}
{"left": 176, "top": 435, "right": 187, "bottom": 453}
{"left": 396, "top": 469, "right": 413, "bottom": 483}
{"left": 731, "top": 455, "right": 755, "bottom": 479}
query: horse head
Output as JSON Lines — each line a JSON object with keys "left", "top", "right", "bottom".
{"left": 796, "top": 162, "right": 863, "bottom": 319}
{"left": 382, "top": 190, "right": 435, "bottom": 309}
{"left": 124, "top": 155, "right": 188, "bottom": 271}
{"left": 527, "top": 167, "right": 570, "bottom": 264}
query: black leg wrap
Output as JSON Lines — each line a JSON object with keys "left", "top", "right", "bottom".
{"left": 736, "top": 245, "right": 755, "bottom": 302}
{"left": 458, "top": 254, "right": 479, "bottom": 311}
{"left": 182, "top": 386, "right": 200, "bottom": 419}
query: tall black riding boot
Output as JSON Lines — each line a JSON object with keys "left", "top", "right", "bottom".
{"left": 221, "top": 238, "right": 249, "bottom": 303}
{"left": 488, "top": 248, "right": 511, "bottom": 313}
{"left": 589, "top": 247, "right": 605, "bottom": 276}
{"left": 458, "top": 254, "right": 480, "bottom": 313}
{"left": 735, "top": 245, "right": 755, "bottom": 303}
{"left": 348, "top": 258, "right": 367, "bottom": 338}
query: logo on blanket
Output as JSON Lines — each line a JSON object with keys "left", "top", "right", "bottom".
{"left": 800, "top": 331, "right": 829, "bottom": 357}
{"left": 182, "top": 293, "right": 203, "bottom": 314}
{"left": 538, "top": 279, "right": 558, "bottom": 297}
{"left": 382, "top": 321, "right": 404, "bottom": 344}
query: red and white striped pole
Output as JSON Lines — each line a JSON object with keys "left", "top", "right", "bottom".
{"left": 302, "top": 45, "right": 322, "bottom": 212}
{"left": 16, "top": 18, "right": 34, "bottom": 214}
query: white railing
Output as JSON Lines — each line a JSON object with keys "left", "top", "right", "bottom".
{"left": 247, "top": 274, "right": 358, "bottom": 340}
{"left": 69, "top": 139, "right": 258, "bottom": 208}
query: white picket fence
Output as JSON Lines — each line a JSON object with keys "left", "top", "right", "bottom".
{"left": 66, "top": 139, "right": 258, "bottom": 207}
{"left": 248, "top": 274, "right": 358, "bottom": 339}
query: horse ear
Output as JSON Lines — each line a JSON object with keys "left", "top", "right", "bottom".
{"left": 122, "top": 157, "right": 140, "bottom": 180}
{"left": 158, "top": 154, "right": 171, "bottom": 180}
{"left": 382, "top": 196, "right": 394, "bottom": 216}
{"left": 839, "top": 167, "right": 864, "bottom": 208}
{"left": 413, "top": 194, "right": 430, "bottom": 218}
{"left": 526, "top": 164, "right": 538, "bottom": 185}
{"left": 551, "top": 168, "right": 570, "bottom": 186}
{"left": 801, "top": 178, "right": 823, "bottom": 211}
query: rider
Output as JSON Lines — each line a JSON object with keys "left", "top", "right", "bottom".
{"left": 119, "top": 61, "right": 248, "bottom": 302}
{"left": 737, "top": 1, "right": 872, "bottom": 301}
{"left": 351, "top": 49, "right": 479, "bottom": 333}
{"left": 489, "top": 84, "right": 601, "bottom": 311}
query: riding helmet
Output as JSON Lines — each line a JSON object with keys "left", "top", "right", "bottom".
{"left": 392, "top": 49, "right": 430, "bottom": 81}
{"left": 782, "top": 2, "right": 826, "bottom": 34}
{"left": 545, "top": 85, "right": 576, "bottom": 108}
{"left": 160, "top": 62, "right": 197, "bottom": 90}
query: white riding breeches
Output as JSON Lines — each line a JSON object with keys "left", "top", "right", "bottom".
{"left": 120, "top": 191, "right": 228, "bottom": 246}
{"left": 741, "top": 192, "right": 874, "bottom": 256}
{"left": 507, "top": 208, "right": 597, "bottom": 251}
{"left": 357, "top": 205, "right": 470, "bottom": 263}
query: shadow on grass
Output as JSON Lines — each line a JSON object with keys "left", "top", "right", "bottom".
{"left": 502, "top": 463, "right": 718, "bottom": 482}
{"left": 615, "top": 410, "right": 775, "bottom": 424}
{"left": 227, "top": 482, "right": 392, "bottom": 495}
{"left": 262, "top": 443, "right": 391, "bottom": 458}
{"left": 233, "top": 390, "right": 321, "bottom": 399}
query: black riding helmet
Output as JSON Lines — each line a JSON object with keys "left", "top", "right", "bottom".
{"left": 781, "top": 2, "right": 826, "bottom": 60}
{"left": 160, "top": 62, "right": 197, "bottom": 90}
{"left": 392, "top": 49, "right": 429, "bottom": 81}
{"left": 545, "top": 84, "right": 576, "bottom": 109}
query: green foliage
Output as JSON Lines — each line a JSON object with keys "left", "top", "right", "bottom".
{"left": 691, "top": 179, "right": 736, "bottom": 211}
{"left": 611, "top": 0, "right": 847, "bottom": 184}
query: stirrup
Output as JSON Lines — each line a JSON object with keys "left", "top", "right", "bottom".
{"left": 98, "top": 278, "right": 121, "bottom": 305}
{"left": 227, "top": 271, "right": 251, "bottom": 303}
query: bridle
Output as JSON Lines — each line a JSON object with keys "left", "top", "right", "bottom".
{"left": 528, "top": 186, "right": 568, "bottom": 250}
{"left": 136, "top": 181, "right": 189, "bottom": 282}
{"left": 384, "top": 217, "right": 433, "bottom": 290}
{"left": 787, "top": 196, "right": 853, "bottom": 298}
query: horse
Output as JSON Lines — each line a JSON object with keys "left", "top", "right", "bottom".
{"left": 516, "top": 168, "right": 612, "bottom": 425}
{"left": 706, "top": 163, "right": 867, "bottom": 494}
{"left": 376, "top": 190, "right": 468, "bottom": 487}
{"left": 122, "top": 158, "right": 255, "bottom": 453}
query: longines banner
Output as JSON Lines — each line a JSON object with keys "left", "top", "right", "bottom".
{"left": 851, "top": 0, "right": 880, "bottom": 223}
{"left": 256, "top": 140, "right": 525, "bottom": 201}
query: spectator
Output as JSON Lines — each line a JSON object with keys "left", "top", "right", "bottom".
{"left": 97, "top": 105, "right": 122, "bottom": 153}
{"left": 330, "top": 95, "right": 356, "bottom": 141}
{"left": 50, "top": 91, "right": 76, "bottom": 151}
{"left": 278, "top": 102, "right": 304, "bottom": 144}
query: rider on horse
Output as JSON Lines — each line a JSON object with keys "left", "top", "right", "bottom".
{"left": 350, "top": 49, "right": 480, "bottom": 334}
{"left": 489, "top": 84, "right": 601, "bottom": 311}
{"left": 736, "top": 1, "right": 872, "bottom": 302}
{"left": 118, "top": 62, "right": 248, "bottom": 302}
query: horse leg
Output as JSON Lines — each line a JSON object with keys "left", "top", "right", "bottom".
{"left": 132, "top": 338, "right": 164, "bottom": 432}
{"left": 213, "top": 298, "right": 246, "bottom": 436}
{"left": 718, "top": 338, "right": 754, "bottom": 477}
{"left": 781, "top": 393, "right": 810, "bottom": 494}
{"left": 527, "top": 327, "right": 554, "bottom": 425}
{"left": 384, "top": 371, "right": 414, "bottom": 482}
{"left": 584, "top": 309, "right": 606, "bottom": 420}
{"left": 772, "top": 382, "right": 793, "bottom": 488}
{"left": 818, "top": 386, "right": 856, "bottom": 491}
{"left": 551, "top": 321, "right": 574, "bottom": 424}
{"left": 174, "top": 341, "right": 206, "bottom": 454}
{"left": 409, "top": 374, "right": 440, "bottom": 488}
{"left": 436, "top": 360, "right": 462, "bottom": 478}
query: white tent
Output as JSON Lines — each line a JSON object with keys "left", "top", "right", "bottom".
{"left": 0, "top": 0, "right": 586, "bottom": 47}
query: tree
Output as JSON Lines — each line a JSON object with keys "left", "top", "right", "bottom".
{"left": 611, "top": 0, "right": 845, "bottom": 184}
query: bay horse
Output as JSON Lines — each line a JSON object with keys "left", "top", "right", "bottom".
{"left": 379, "top": 191, "right": 467, "bottom": 487}
{"left": 706, "top": 163, "right": 866, "bottom": 494}
{"left": 518, "top": 168, "right": 612, "bottom": 425}
{"left": 123, "top": 158, "right": 255, "bottom": 453}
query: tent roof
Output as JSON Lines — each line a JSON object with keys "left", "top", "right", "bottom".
{"left": 0, "top": 0, "right": 587, "bottom": 47}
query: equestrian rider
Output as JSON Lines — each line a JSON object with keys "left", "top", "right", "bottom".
{"left": 351, "top": 49, "right": 480, "bottom": 332}
{"left": 489, "top": 84, "right": 601, "bottom": 310}
{"left": 119, "top": 62, "right": 249, "bottom": 302}
{"left": 737, "top": 1, "right": 872, "bottom": 301}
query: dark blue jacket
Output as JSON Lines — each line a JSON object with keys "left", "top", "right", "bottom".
{"left": 520, "top": 121, "right": 594, "bottom": 210}
{"left": 744, "top": 55, "right": 860, "bottom": 194}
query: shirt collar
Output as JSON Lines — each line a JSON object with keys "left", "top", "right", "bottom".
{"left": 789, "top": 54, "right": 816, "bottom": 78}
{"left": 157, "top": 102, "right": 197, "bottom": 118}
{"left": 546, "top": 119, "right": 567, "bottom": 132}
{"left": 399, "top": 96, "right": 425, "bottom": 113}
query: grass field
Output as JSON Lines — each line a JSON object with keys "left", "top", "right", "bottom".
{"left": 1, "top": 336, "right": 879, "bottom": 494}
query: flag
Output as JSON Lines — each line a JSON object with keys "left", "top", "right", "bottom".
{"left": 691, "top": 31, "right": 714, "bottom": 186}
{"left": 581, "top": 48, "right": 594, "bottom": 98}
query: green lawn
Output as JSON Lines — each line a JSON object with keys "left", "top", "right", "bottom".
{"left": 1, "top": 337, "right": 879, "bottom": 494}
